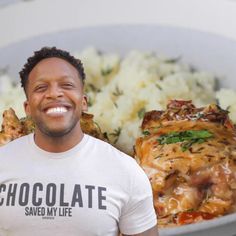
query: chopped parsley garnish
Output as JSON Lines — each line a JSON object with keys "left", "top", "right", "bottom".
{"left": 87, "top": 96, "right": 94, "bottom": 107}
{"left": 142, "top": 130, "right": 151, "bottom": 136}
{"left": 155, "top": 83, "right": 162, "bottom": 90}
{"left": 113, "top": 101, "right": 118, "bottom": 108}
{"left": 157, "top": 130, "right": 213, "bottom": 151}
{"left": 87, "top": 83, "right": 101, "bottom": 93}
{"left": 101, "top": 67, "right": 113, "bottom": 76}
{"left": 112, "top": 86, "right": 123, "bottom": 97}
{"left": 164, "top": 56, "right": 181, "bottom": 63}
{"left": 138, "top": 108, "right": 146, "bottom": 119}
{"left": 110, "top": 127, "right": 122, "bottom": 143}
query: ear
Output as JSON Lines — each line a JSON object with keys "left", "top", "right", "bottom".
{"left": 82, "top": 94, "right": 88, "bottom": 112}
{"left": 24, "top": 100, "right": 31, "bottom": 116}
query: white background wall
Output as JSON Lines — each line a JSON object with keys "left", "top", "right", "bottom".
{"left": 0, "top": 0, "right": 236, "bottom": 48}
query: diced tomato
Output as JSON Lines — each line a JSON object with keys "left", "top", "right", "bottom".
{"left": 176, "top": 211, "right": 216, "bottom": 225}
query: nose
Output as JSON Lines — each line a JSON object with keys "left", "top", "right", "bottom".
{"left": 45, "top": 84, "right": 63, "bottom": 99}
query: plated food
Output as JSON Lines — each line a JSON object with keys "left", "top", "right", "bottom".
{"left": 135, "top": 100, "right": 236, "bottom": 227}
{"left": 2, "top": 99, "right": 236, "bottom": 230}
{"left": 2, "top": 47, "right": 236, "bottom": 156}
{"left": 0, "top": 108, "right": 107, "bottom": 146}
{"left": 0, "top": 26, "right": 236, "bottom": 236}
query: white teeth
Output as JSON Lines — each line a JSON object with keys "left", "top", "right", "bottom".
{"left": 46, "top": 107, "right": 67, "bottom": 114}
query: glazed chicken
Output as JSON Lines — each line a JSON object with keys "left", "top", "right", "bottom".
{"left": 0, "top": 108, "right": 28, "bottom": 146}
{"left": 0, "top": 108, "right": 107, "bottom": 146}
{"left": 135, "top": 100, "right": 236, "bottom": 227}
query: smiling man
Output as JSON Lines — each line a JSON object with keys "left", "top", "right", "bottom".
{"left": 0, "top": 47, "right": 158, "bottom": 236}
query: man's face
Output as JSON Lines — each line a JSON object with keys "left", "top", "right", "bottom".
{"left": 24, "top": 57, "right": 87, "bottom": 137}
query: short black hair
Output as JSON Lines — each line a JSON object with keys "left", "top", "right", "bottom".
{"left": 19, "top": 46, "right": 86, "bottom": 93}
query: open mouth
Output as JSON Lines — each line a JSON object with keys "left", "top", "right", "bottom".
{"left": 46, "top": 107, "right": 68, "bottom": 115}
{"left": 43, "top": 104, "right": 71, "bottom": 117}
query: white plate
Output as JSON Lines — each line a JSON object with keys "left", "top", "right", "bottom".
{"left": 0, "top": 24, "right": 236, "bottom": 90}
{"left": 1, "top": 24, "right": 236, "bottom": 235}
{"left": 160, "top": 212, "right": 236, "bottom": 236}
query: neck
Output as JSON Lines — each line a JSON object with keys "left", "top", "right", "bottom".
{"left": 34, "top": 125, "right": 84, "bottom": 153}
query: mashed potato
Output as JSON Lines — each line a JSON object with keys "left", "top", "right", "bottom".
{"left": 75, "top": 48, "right": 218, "bottom": 154}
{"left": 1, "top": 47, "right": 235, "bottom": 155}
{"left": 216, "top": 89, "right": 236, "bottom": 122}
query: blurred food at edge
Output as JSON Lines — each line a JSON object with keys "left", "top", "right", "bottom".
{"left": 1, "top": 47, "right": 236, "bottom": 155}
{"left": 1, "top": 47, "right": 236, "bottom": 229}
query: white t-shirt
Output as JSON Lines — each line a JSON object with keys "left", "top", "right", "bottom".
{"left": 0, "top": 134, "right": 157, "bottom": 236}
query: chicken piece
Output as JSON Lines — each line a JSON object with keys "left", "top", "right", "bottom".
{"left": 155, "top": 183, "right": 203, "bottom": 217}
{"left": 20, "top": 116, "right": 35, "bottom": 135}
{"left": 0, "top": 132, "right": 12, "bottom": 147}
{"left": 175, "top": 211, "right": 215, "bottom": 225}
{"left": 80, "top": 112, "right": 108, "bottom": 141}
{"left": 135, "top": 100, "right": 236, "bottom": 227}
{"left": 0, "top": 108, "right": 24, "bottom": 145}
{"left": 0, "top": 108, "right": 108, "bottom": 146}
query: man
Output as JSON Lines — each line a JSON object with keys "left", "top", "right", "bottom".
{"left": 0, "top": 47, "right": 158, "bottom": 236}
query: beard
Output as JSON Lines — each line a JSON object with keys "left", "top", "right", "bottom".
{"left": 34, "top": 115, "right": 80, "bottom": 138}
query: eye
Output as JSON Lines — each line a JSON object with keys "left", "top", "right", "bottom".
{"left": 34, "top": 84, "right": 47, "bottom": 92}
{"left": 61, "top": 82, "right": 75, "bottom": 89}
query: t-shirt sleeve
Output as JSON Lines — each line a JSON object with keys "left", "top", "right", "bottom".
{"left": 119, "top": 162, "right": 157, "bottom": 235}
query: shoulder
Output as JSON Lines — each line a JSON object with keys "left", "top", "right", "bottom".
{"left": 86, "top": 134, "right": 139, "bottom": 166}
{"left": 85, "top": 134, "right": 150, "bottom": 184}
{"left": 0, "top": 134, "right": 31, "bottom": 155}
{"left": 0, "top": 134, "right": 31, "bottom": 168}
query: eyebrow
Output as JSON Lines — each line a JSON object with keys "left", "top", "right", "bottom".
{"left": 34, "top": 75, "right": 78, "bottom": 82}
